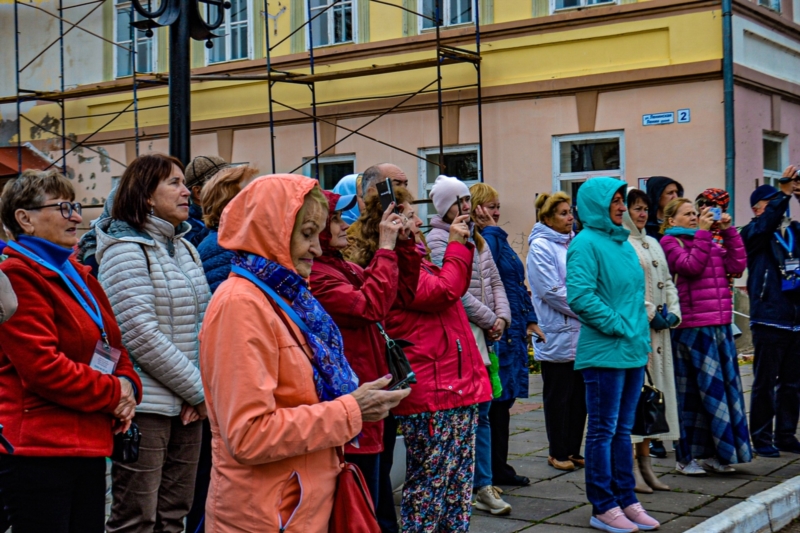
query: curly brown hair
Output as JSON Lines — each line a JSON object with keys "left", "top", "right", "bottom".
{"left": 345, "top": 186, "right": 415, "bottom": 267}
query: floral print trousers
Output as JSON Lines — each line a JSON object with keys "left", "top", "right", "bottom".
{"left": 397, "top": 405, "right": 479, "bottom": 532}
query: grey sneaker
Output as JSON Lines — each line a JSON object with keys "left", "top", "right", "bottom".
{"left": 700, "top": 457, "right": 736, "bottom": 474}
{"left": 473, "top": 485, "right": 512, "bottom": 515}
{"left": 676, "top": 459, "right": 707, "bottom": 476}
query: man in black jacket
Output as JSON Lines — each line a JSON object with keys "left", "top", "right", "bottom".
{"left": 741, "top": 164, "right": 800, "bottom": 457}
{"left": 644, "top": 176, "right": 684, "bottom": 241}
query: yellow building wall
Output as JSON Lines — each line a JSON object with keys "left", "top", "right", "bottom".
{"left": 15, "top": 8, "right": 722, "bottom": 143}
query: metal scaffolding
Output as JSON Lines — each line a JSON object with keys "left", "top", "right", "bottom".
{"left": 8, "top": 0, "right": 485, "bottom": 186}
{"left": 194, "top": 0, "right": 486, "bottom": 180}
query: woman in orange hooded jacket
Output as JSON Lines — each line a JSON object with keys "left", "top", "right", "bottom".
{"left": 198, "top": 174, "right": 408, "bottom": 533}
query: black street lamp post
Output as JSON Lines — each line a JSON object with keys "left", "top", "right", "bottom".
{"left": 130, "top": 0, "right": 230, "bottom": 165}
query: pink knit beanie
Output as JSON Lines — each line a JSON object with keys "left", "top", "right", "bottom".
{"left": 430, "top": 175, "right": 471, "bottom": 217}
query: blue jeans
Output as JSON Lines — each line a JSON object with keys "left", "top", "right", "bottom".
{"left": 582, "top": 366, "right": 645, "bottom": 515}
{"left": 474, "top": 401, "right": 493, "bottom": 488}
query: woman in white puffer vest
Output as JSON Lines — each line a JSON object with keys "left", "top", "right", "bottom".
{"left": 96, "top": 153, "right": 211, "bottom": 533}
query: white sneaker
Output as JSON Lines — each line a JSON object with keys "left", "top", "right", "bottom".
{"left": 676, "top": 459, "right": 707, "bottom": 476}
{"left": 700, "top": 457, "right": 736, "bottom": 474}
{"left": 473, "top": 485, "right": 512, "bottom": 515}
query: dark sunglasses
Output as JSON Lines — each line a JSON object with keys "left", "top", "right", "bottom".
{"left": 26, "top": 201, "right": 82, "bottom": 219}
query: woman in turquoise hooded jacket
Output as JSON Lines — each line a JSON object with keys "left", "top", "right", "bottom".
{"left": 566, "top": 178, "right": 658, "bottom": 533}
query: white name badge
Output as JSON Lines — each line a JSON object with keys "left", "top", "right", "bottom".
{"left": 90, "top": 340, "right": 122, "bottom": 374}
{"left": 786, "top": 259, "right": 800, "bottom": 272}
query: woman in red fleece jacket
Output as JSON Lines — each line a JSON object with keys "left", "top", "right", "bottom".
{"left": 0, "top": 170, "right": 142, "bottom": 533}
{"left": 309, "top": 188, "right": 420, "bottom": 522}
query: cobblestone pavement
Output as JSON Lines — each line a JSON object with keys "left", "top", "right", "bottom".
{"left": 465, "top": 363, "right": 800, "bottom": 532}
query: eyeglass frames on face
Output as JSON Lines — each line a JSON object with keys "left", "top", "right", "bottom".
{"left": 25, "top": 202, "right": 82, "bottom": 219}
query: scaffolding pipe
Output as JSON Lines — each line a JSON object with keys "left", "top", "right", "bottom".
{"left": 14, "top": 0, "right": 22, "bottom": 174}
{"left": 131, "top": 5, "right": 140, "bottom": 157}
{"left": 264, "top": 0, "right": 276, "bottom": 173}
{"left": 59, "top": 0, "right": 67, "bottom": 175}
{"left": 306, "top": 0, "right": 320, "bottom": 180}
{"left": 435, "top": 0, "right": 444, "bottom": 166}
{"left": 474, "top": 0, "right": 484, "bottom": 182}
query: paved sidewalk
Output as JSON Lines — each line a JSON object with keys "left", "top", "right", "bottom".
{"left": 467, "top": 364, "right": 800, "bottom": 532}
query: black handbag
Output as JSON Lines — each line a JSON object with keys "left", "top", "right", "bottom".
{"left": 111, "top": 422, "right": 140, "bottom": 463}
{"left": 376, "top": 323, "right": 416, "bottom": 390}
{"left": 632, "top": 369, "right": 670, "bottom": 436}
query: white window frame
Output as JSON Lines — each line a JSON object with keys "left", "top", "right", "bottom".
{"left": 417, "top": 143, "right": 481, "bottom": 223}
{"left": 763, "top": 133, "right": 788, "bottom": 188}
{"left": 306, "top": 0, "right": 356, "bottom": 49}
{"left": 551, "top": 0, "right": 616, "bottom": 14}
{"left": 418, "top": 0, "right": 474, "bottom": 33}
{"left": 551, "top": 131, "right": 625, "bottom": 193}
{"left": 302, "top": 153, "right": 356, "bottom": 190}
{"left": 113, "top": 0, "right": 157, "bottom": 78}
{"left": 205, "top": 0, "right": 253, "bottom": 64}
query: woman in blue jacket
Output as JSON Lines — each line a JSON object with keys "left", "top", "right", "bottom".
{"left": 566, "top": 177, "right": 657, "bottom": 533}
{"left": 471, "top": 183, "right": 543, "bottom": 487}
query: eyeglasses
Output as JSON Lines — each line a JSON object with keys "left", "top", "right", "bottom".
{"left": 26, "top": 201, "right": 82, "bottom": 219}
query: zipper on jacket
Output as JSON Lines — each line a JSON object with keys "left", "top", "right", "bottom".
{"left": 456, "top": 339, "right": 463, "bottom": 379}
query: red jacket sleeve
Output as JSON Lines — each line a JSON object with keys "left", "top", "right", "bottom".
{"left": 0, "top": 262, "right": 123, "bottom": 414}
{"left": 720, "top": 227, "right": 747, "bottom": 276}
{"left": 310, "top": 250, "right": 400, "bottom": 329}
{"left": 406, "top": 242, "right": 473, "bottom": 313}
{"left": 394, "top": 238, "right": 421, "bottom": 308}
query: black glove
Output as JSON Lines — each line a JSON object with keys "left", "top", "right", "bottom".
{"left": 650, "top": 312, "right": 670, "bottom": 331}
{"left": 665, "top": 313, "right": 680, "bottom": 328}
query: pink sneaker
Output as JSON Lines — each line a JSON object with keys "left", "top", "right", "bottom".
{"left": 590, "top": 506, "right": 639, "bottom": 533}
{"left": 623, "top": 502, "right": 660, "bottom": 530}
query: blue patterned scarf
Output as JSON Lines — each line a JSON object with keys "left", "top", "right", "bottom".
{"left": 232, "top": 252, "right": 359, "bottom": 401}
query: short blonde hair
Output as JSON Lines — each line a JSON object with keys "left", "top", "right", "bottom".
{"left": 535, "top": 192, "right": 571, "bottom": 225}
{"left": 200, "top": 166, "right": 259, "bottom": 228}
{"left": 660, "top": 197, "right": 693, "bottom": 234}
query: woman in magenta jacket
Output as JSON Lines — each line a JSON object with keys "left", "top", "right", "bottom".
{"left": 661, "top": 197, "right": 751, "bottom": 476}
{"left": 348, "top": 193, "right": 492, "bottom": 533}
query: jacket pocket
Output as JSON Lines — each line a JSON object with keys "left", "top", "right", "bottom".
{"left": 278, "top": 471, "right": 304, "bottom": 532}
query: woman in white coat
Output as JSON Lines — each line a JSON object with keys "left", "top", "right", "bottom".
{"left": 527, "top": 192, "right": 585, "bottom": 472}
{"left": 97, "top": 153, "right": 211, "bottom": 533}
{"left": 623, "top": 188, "right": 682, "bottom": 492}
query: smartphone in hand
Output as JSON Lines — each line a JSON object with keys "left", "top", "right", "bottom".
{"left": 389, "top": 372, "right": 416, "bottom": 391}
{"left": 376, "top": 178, "right": 398, "bottom": 214}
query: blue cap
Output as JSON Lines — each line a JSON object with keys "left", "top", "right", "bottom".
{"left": 750, "top": 185, "right": 779, "bottom": 207}
{"left": 335, "top": 194, "right": 357, "bottom": 212}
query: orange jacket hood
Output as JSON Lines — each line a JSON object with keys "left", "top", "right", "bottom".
{"left": 218, "top": 174, "right": 318, "bottom": 273}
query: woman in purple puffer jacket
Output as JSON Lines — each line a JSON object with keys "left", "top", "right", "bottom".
{"left": 661, "top": 197, "right": 752, "bottom": 477}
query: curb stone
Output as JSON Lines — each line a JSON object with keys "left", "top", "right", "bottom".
{"left": 684, "top": 475, "right": 800, "bottom": 533}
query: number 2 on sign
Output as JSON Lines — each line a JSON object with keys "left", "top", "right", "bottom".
{"left": 677, "top": 109, "right": 691, "bottom": 123}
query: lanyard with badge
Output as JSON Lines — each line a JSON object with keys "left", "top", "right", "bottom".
{"left": 774, "top": 228, "right": 800, "bottom": 292}
{"left": 8, "top": 241, "right": 121, "bottom": 374}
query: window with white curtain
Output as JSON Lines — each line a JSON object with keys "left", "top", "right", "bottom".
{"left": 308, "top": 0, "right": 354, "bottom": 47}
{"left": 763, "top": 134, "right": 788, "bottom": 188}
{"left": 114, "top": 0, "right": 156, "bottom": 77}
{"left": 420, "top": 0, "right": 473, "bottom": 31}
{"left": 207, "top": 0, "right": 251, "bottom": 63}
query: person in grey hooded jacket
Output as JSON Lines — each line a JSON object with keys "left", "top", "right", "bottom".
{"left": 527, "top": 192, "right": 585, "bottom": 472}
